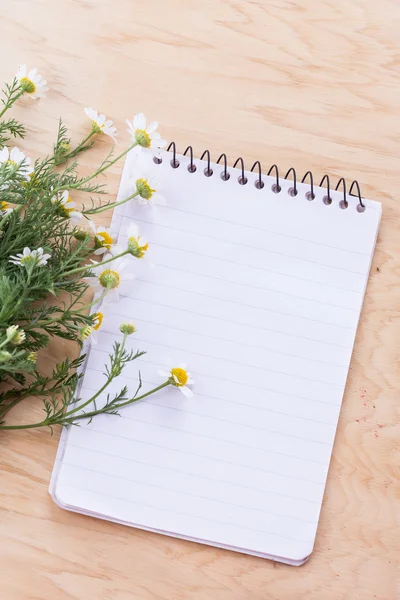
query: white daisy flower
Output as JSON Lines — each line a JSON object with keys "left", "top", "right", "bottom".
{"left": 80, "top": 312, "right": 103, "bottom": 344}
{"left": 0, "top": 201, "right": 13, "bottom": 216}
{"left": 135, "top": 172, "right": 166, "bottom": 206}
{"left": 90, "top": 223, "right": 117, "bottom": 255}
{"left": 126, "top": 113, "right": 166, "bottom": 155}
{"left": 126, "top": 222, "right": 148, "bottom": 258}
{"left": 73, "top": 220, "right": 95, "bottom": 241}
{"left": 158, "top": 361, "right": 194, "bottom": 398}
{"left": 119, "top": 165, "right": 166, "bottom": 207}
{"left": 51, "top": 190, "right": 82, "bottom": 225}
{"left": 15, "top": 64, "right": 48, "bottom": 99}
{"left": 9, "top": 247, "right": 51, "bottom": 268}
{"left": 91, "top": 312, "right": 104, "bottom": 344}
{"left": 6, "top": 325, "right": 26, "bottom": 345}
{"left": 0, "top": 146, "right": 33, "bottom": 179}
{"left": 84, "top": 107, "right": 117, "bottom": 141}
{"left": 86, "top": 255, "right": 135, "bottom": 303}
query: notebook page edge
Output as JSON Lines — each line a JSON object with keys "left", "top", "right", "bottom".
{"left": 49, "top": 149, "right": 140, "bottom": 498}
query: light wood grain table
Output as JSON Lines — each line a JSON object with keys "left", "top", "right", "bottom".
{"left": 0, "top": 1, "right": 399, "bottom": 598}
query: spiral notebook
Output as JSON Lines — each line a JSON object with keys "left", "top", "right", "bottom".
{"left": 50, "top": 145, "right": 381, "bottom": 565}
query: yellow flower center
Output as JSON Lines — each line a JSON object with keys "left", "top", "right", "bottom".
{"left": 53, "top": 194, "right": 75, "bottom": 219}
{"left": 20, "top": 255, "right": 33, "bottom": 265}
{"left": 95, "top": 231, "right": 114, "bottom": 250}
{"left": 20, "top": 77, "right": 36, "bottom": 94}
{"left": 99, "top": 269, "right": 120, "bottom": 289}
{"left": 92, "top": 312, "right": 103, "bottom": 330}
{"left": 128, "top": 236, "right": 148, "bottom": 258}
{"left": 58, "top": 141, "right": 71, "bottom": 153}
{"left": 1, "top": 201, "right": 9, "bottom": 210}
{"left": 60, "top": 206, "right": 75, "bottom": 218}
{"left": 135, "top": 178, "right": 155, "bottom": 200}
{"left": 6, "top": 160, "right": 18, "bottom": 167}
{"left": 91, "top": 120, "right": 104, "bottom": 134}
{"left": 27, "top": 351, "right": 37, "bottom": 363}
{"left": 170, "top": 367, "right": 188, "bottom": 387}
{"left": 135, "top": 129, "right": 151, "bottom": 148}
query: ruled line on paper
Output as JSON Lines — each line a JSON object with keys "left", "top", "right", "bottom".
{"left": 121, "top": 237, "right": 364, "bottom": 295}
{"left": 61, "top": 456, "right": 319, "bottom": 525}
{"left": 100, "top": 317, "right": 348, "bottom": 368}
{"left": 75, "top": 389, "right": 330, "bottom": 466}
{"left": 68, "top": 442, "right": 321, "bottom": 506}
{"left": 94, "top": 330, "right": 345, "bottom": 388}
{"left": 134, "top": 263, "right": 361, "bottom": 313}
{"left": 58, "top": 479, "right": 313, "bottom": 545}
{"left": 79, "top": 408, "right": 333, "bottom": 464}
{"left": 131, "top": 278, "right": 356, "bottom": 331}
{"left": 80, "top": 383, "right": 334, "bottom": 446}
{"left": 109, "top": 292, "right": 352, "bottom": 348}
{"left": 129, "top": 202, "right": 372, "bottom": 257}
{"left": 60, "top": 461, "right": 318, "bottom": 537}
{"left": 66, "top": 424, "right": 327, "bottom": 486}
{"left": 83, "top": 354, "right": 344, "bottom": 407}
{"left": 81, "top": 378, "right": 337, "bottom": 426}
{"left": 127, "top": 215, "right": 366, "bottom": 276}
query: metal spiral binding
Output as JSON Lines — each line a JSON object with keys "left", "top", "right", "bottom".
{"left": 159, "top": 143, "right": 366, "bottom": 211}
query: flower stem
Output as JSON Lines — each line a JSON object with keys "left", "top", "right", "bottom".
{"left": 62, "top": 334, "right": 127, "bottom": 418}
{"left": 56, "top": 141, "right": 139, "bottom": 193}
{"left": 0, "top": 380, "right": 171, "bottom": 430}
{"left": 97, "top": 381, "right": 170, "bottom": 413}
{"left": 58, "top": 130, "right": 97, "bottom": 162}
{"left": 0, "top": 82, "right": 24, "bottom": 118}
{"left": 83, "top": 191, "right": 140, "bottom": 215}
{"left": 22, "top": 290, "right": 107, "bottom": 331}
{"left": 64, "top": 381, "right": 171, "bottom": 424}
{"left": 75, "top": 290, "right": 107, "bottom": 314}
{"left": 63, "top": 250, "right": 129, "bottom": 277}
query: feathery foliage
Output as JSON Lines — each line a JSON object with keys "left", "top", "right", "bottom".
{"left": 0, "top": 71, "right": 173, "bottom": 432}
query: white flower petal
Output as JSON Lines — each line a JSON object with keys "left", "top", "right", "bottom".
{"left": 84, "top": 107, "right": 97, "bottom": 120}
{"left": 0, "top": 147, "right": 9, "bottom": 162}
{"left": 180, "top": 386, "right": 194, "bottom": 398}
{"left": 126, "top": 222, "right": 140, "bottom": 238}
{"left": 133, "top": 113, "right": 146, "bottom": 129}
{"left": 147, "top": 121, "right": 159, "bottom": 133}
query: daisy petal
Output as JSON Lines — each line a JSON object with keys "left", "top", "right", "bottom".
{"left": 180, "top": 386, "right": 194, "bottom": 398}
{"left": 133, "top": 113, "right": 146, "bottom": 129}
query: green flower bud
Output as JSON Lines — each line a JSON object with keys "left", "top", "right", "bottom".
{"left": 119, "top": 322, "right": 136, "bottom": 335}
{"left": 27, "top": 351, "right": 37, "bottom": 363}
{"left": 0, "top": 350, "right": 11, "bottom": 362}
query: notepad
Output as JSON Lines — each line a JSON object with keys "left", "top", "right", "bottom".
{"left": 50, "top": 146, "right": 381, "bottom": 565}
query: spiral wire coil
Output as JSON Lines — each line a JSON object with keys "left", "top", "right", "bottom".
{"left": 154, "top": 143, "right": 366, "bottom": 212}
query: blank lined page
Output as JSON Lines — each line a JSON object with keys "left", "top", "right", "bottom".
{"left": 51, "top": 149, "right": 381, "bottom": 564}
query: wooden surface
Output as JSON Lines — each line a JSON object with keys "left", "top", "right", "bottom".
{"left": 0, "top": 0, "right": 399, "bottom": 598}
